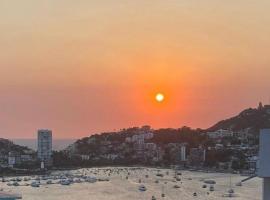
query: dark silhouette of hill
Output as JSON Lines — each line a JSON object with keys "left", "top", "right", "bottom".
{"left": 207, "top": 103, "right": 270, "bottom": 133}
{"left": 0, "top": 138, "right": 31, "bottom": 154}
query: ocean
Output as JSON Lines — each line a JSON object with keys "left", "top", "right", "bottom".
{"left": 11, "top": 139, "right": 76, "bottom": 151}
{"left": 0, "top": 167, "right": 261, "bottom": 200}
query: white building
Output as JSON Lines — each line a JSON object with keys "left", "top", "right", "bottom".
{"left": 8, "top": 152, "right": 21, "bottom": 168}
{"left": 180, "top": 145, "right": 186, "bottom": 162}
{"left": 207, "top": 129, "right": 233, "bottom": 139}
{"left": 37, "top": 129, "right": 52, "bottom": 167}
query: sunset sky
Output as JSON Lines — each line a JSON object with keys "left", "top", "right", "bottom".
{"left": 1, "top": 0, "right": 270, "bottom": 138}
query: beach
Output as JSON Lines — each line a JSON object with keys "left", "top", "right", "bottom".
{"left": 0, "top": 167, "right": 262, "bottom": 200}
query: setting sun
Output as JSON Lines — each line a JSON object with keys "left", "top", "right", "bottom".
{"left": 155, "top": 93, "right": 165, "bottom": 103}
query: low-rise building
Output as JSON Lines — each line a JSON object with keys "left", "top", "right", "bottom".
{"left": 207, "top": 129, "right": 233, "bottom": 139}
{"left": 188, "top": 147, "right": 206, "bottom": 166}
{"left": 8, "top": 152, "right": 21, "bottom": 168}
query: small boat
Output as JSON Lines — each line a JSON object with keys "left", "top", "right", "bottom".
{"left": 0, "top": 192, "right": 22, "bottom": 199}
{"left": 31, "top": 182, "right": 40, "bottom": 187}
{"left": 139, "top": 185, "right": 147, "bottom": 192}
{"left": 209, "top": 185, "right": 215, "bottom": 191}
{"left": 13, "top": 182, "right": 19, "bottom": 186}
{"left": 23, "top": 177, "right": 30, "bottom": 181}
{"left": 156, "top": 173, "right": 164, "bottom": 177}
{"left": 60, "top": 180, "right": 71, "bottom": 186}
{"left": 85, "top": 177, "right": 97, "bottom": 183}
{"left": 236, "top": 182, "right": 242, "bottom": 186}
{"left": 228, "top": 188, "right": 234, "bottom": 194}
{"left": 204, "top": 180, "right": 216, "bottom": 184}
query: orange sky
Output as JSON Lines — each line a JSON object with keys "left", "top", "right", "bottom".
{"left": 0, "top": 0, "right": 270, "bottom": 138}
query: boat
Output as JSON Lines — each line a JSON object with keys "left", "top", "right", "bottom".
{"left": 228, "top": 188, "right": 234, "bottom": 194}
{"left": 236, "top": 182, "right": 242, "bottom": 186}
{"left": 156, "top": 173, "right": 164, "bottom": 177}
{"left": 31, "top": 182, "right": 40, "bottom": 187}
{"left": 173, "top": 185, "right": 180, "bottom": 189}
{"left": 12, "top": 182, "right": 19, "bottom": 187}
{"left": 139, "top": 185, "right": 147, "bottom": 192}
{"left": 23, "top": 177, "right": 30, "bottom": 182}
{"left": 204, "top": 180, "right": 216, "bottom": 184}
{"left": 0, "top": 192, "right": 22, "bottom": 200}
{"left": 60, "top": 180, "right": 71, "bottom": 186}
{"left": 85, "top": 177, "right": 97, "bottom": 183}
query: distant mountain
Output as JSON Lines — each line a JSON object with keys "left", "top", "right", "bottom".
{"left": 12, "top": 139, "right": 76, "bottom": 151}
{"left": 207, "top": 103, "right": 270, "bottom": 133}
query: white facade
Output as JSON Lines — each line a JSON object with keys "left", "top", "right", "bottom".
{"left": 180, "top": 145, "right": 186, "bottom": 161}
{"left": 8, "top": 156, "right": 16, "bottom": 168}
{"left": 37, "top": 129, "right": 52, "bottom": 166}
{"left": 207, "top": 129, "right": 233, "bottom": 139}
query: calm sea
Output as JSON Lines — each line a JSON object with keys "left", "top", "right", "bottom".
{"left": 11, "top": 139, "right": 76, "bottom": 151}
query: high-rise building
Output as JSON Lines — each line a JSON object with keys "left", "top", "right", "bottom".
{"left": 180, "top": 145, "right": 186, "bottom": 162}
{"left": 37, "top": 129, "right": 52, "bottom": 167}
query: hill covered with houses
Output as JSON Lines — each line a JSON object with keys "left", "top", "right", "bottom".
{"left": 1, "top": 103, "right": 270, "bottom": 171}
{"left": 55, "top": 103, "right": 270, "bottom": 170}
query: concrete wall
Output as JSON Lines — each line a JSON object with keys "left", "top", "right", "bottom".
{"left": 258, "top": 129, "right": 270, "bottom": 178}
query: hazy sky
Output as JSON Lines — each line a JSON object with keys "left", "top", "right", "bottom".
{"left": 1, "top": 0, "right": 270, "bottom": 138}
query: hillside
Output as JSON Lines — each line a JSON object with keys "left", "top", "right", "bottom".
{"left": 0, "top": 138, "right": 31, "bottom": 154}
{"left": 207, "top": 103, "right": 270, "bottom": 133}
